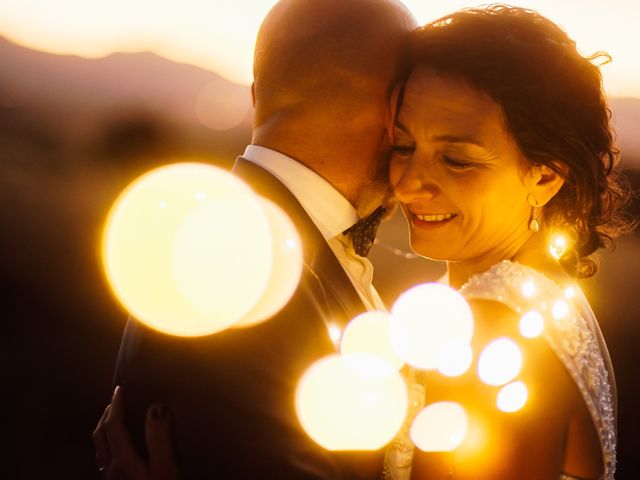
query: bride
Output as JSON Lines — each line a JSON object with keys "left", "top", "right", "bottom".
{"left": 93, "top": 5, "right": 633, "bottom": 480}
{"left": 383, "top": 5, "right": 632, "bottom": 479}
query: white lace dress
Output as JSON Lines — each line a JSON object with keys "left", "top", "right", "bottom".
{"left": 383, "top": 260, "right": 617, "bottom": 480}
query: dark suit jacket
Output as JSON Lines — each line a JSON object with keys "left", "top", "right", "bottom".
{"left": 113, "top": 157, "right": 384, "bottom": 479}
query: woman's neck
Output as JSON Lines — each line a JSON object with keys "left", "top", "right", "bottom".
{"left": 447, "top": 230, "right": 565, "bottom": 289}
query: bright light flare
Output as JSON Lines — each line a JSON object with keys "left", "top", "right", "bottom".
{"left": 102, "top": 162, "right": 272, "bottom": 336}
{"left": 233, "top": 199, "right": 303, "bottom": 328}
{"left": 195, "top": 81, "right": 250, "bottom": 131}
{"left": 548, "top": 232, "right": 570, "bottom": 259}
{"left": 519, "top": 310, "right": 544, "bottom": 338}
{"left": 436, "top": 340, "right": 473, "bottom": 377}
{"left": 340, "top": 311, "right": 404, "bottom": 371}
{"left": 477, "top": 338, "right": 522, "bottom": 386}
{"left": 389, "top": 283, "right": 473, "bottom": 370}
{"left": 552, "top": 299, "right": 570, "bottom": 320}
{"left": 295, "top": 354, "right": 408, "bottom": 451}
{"left": 327, "top": 322, "right": 342, "bottom": 346}
{"left": 521, "top": 279, "right": 536, "bottom": 298}
{"left": 496, "top": 381, "right": 528, "bottom": 413}
{"left": 410, "top": 401, "right": 468, "bottom": 452}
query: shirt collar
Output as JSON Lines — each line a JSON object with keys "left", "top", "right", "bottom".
{"left": 242, "top": 145, "right": 359, "bottom": 240}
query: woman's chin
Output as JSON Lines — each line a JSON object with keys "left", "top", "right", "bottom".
{"left": 408, "top": 239, "right": 452, "bottom": 261}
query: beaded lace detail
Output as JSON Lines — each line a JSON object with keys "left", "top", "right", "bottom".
{"left": 460, "top": 260, "right": 616, "bottom": 479}
{"left": 382, "top": 260, "right": 616, "bottom": 479}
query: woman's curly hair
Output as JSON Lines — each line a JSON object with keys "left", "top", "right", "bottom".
{"left": 410, "top": 4, "right": 636, "bottom": 277}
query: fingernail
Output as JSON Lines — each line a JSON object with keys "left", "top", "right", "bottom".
{"left": 151, "top": 404, "right": 168, "bottom": 420}
{"left": 112, "top": 385, "right": 120, "bottom": 401}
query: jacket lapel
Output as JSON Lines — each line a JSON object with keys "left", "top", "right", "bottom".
{"left": 232, "top": 157, "right": 367, "bottom": 328}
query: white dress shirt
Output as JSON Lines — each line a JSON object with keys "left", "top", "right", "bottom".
{"left": 242, "top": 145, "right": 385, "bottom": 312}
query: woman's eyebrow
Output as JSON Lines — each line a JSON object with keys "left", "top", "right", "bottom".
{"left": 431, "top": 134, "right": 485, "bottom": 148}
{"left": 394, "top": 121, "right": 485, "bottom": 148}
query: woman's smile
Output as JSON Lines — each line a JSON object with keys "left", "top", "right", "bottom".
{"left": 407, "top": 209, "right": 458, "bottom": 229}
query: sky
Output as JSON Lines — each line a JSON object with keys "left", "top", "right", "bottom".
{"left": 1, "top": 0, "right": 639, "bottom": 97}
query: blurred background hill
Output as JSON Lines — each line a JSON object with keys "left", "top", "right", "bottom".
{"left": 1, "top": 38, "right": 638, "bottom": 479}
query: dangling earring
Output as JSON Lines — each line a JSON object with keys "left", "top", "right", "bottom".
{"left": 529, "top": 209, "right": 540, "bottom": 232}
{"left": 528, "top": 194, "right": 540, "bottom": 232}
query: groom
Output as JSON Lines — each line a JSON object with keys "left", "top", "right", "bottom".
{"left": 94, "top": 0, "right": 416, "bottom": 478}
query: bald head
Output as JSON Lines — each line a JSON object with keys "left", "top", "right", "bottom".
{"left": 251, "top": 0, "right": 416, "bottom": 213}
{"left": 253, "top": 0, "right": 416, "bottom": 127}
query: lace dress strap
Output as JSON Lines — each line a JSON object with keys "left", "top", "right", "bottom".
{"left": 382, "top": 368, "right": 425, "bottom": 480}
{"left": 459, "top": 260, "right": 616, "bottom": 479}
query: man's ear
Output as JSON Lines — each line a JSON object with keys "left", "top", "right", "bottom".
{"left": 251, "top": 82, "right": 256, "bottom": 107}
{"left": 384, "top": 82, "right": 404, "bottom": 144}
{"left": 527, "top": 164, "right": 565, "bottom": 206}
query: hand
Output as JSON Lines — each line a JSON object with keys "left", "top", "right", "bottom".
{"left": 93, "top": 386, "right": 181, "bottom": 480}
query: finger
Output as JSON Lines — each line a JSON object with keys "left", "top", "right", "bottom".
{"left": 103, "top": 386, "right": 147, "bottom": 478}
{"left": 108, "top": 386, "right": 125, "bottom": 424}
{"left": 93, "top": 404, "right": 112, "bottom": 470}
{"left": 146, "top": 404, "right": 181, "bottom": 480}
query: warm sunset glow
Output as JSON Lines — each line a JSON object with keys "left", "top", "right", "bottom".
{"left": 389, "top": 283, "right": 474, "bottom": 370}
{"left": 1, "top": 1, "right": 638, "bottom": 96}
{"left": 340, "top": 311, "right": 405, "bottom": 371}
{"left": 233, "top": 199, "right": 303, "bottom": 328}
{"left": 295, "top": 353, "right": 408, "bottom": 451}
{"left": 0, "top": 0, "right": 279, "bottom": 84}
{"left": 102, "top": 162, "right": 273, "bottom": 336}
{"left": 477, "top": 338, "right": 523, "bottom": 386}
{"left": 410, "top": 401, "right": 468, "bottom": 452}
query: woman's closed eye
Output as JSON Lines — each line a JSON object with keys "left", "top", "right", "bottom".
{"left": 443, "top": 155, "right": 473, "bottom": 170}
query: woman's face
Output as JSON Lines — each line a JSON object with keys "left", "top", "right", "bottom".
{"left": 390, "top": 69, "right": 535, "bottom": 262}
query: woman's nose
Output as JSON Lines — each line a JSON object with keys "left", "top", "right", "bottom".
{"left": 391, "top": 161, "right": 438, "bottom": 204}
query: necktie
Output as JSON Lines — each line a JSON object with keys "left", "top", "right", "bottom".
{"left": 342, "top": 205, "right": 387, "bottom": 257}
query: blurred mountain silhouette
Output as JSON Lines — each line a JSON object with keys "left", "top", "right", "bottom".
{"left": 0, "top": 36, "right": 252, "bottom": 170}
{"left": 0, "top": 36, "right": 252, "bottom": 127}
{"left": 1, "top": 35, "right": 638, "bottom": 166}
